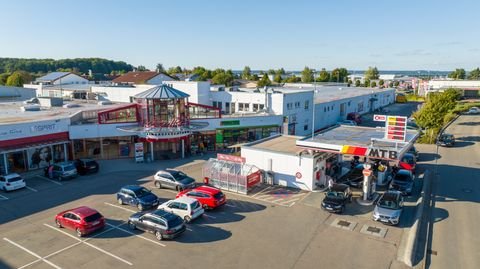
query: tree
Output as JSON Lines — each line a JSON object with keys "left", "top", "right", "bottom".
{"left": 378, "top": 79, "right": 385, "bottom": 87}
{"left": 301, "top": 66, "right": 313, "bottom": 83}
{"left": 242, "top": 66, "right": 252, "bottom": 80}
{"left": 389, "top": 82, "right": 394, "bottom": 88}
{"left": 0, "top": 73, "right": 11, "bottom": 85}
{"left": 267, "top": 69, "right": 276, "bottom": 75}
{"left": 448, "top": 68, "right": 466, "bottom": 80}
{"left": 414, "top": 88, "right": 460, "bottom": 130}
{"left": 468, "top": 68, "right": 480, "bottom": 80}
{"left": 6, "top": 71, "right": 25, "bottom": 86}
{"left": 285, "top": 75, "right": 300, "bottom": 83}
{"left": 167, "top": 66, "right": 182, "bottom": 75}
{"left": 393, "top": 81, "right": 400, "bottom": 87}
{"left": 330, "top": 68, "right": 348, "bottom": 82}
{"left": 363, "top": 79, "right": 370, "bottom": 87}
{"left": 211, "top": 70, "right": 234, "bottom": 86}
{"left": 355, "top": 80, "right": 361, "bottom": 87}
{"left": 251, "top": 74, "right": 259, "bottom": 81}
{"left": 370, "top": 81, "right": 377, "bottom": 88}
{"left": 317, "top": 68, "right": 330, "bottom": 82}
{"left": 273, "top": 73, "right": 282, "bottom": 83}
{"left": 276, "top": 68, "right": 285, "bottom": 75}
{"left": 156, "top": 63, "right": 165, "bottom": 72}
{"left": 137, "top": 65, "right": 148, "bottom": 71}
{"left": 347, "top": 79, "right": 352, "bottom": 87}
{"left": 257, "top": 74, "right": 272, "bottom": 87}
{"left": 364, "top": 66, "right": 379, "bottom": 80}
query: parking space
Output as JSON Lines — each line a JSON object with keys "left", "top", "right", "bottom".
{"left": 246, "top": 184, "right": 309, "bottom": 207}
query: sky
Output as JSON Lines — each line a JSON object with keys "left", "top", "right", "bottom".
{"left": 1, "top": 0, "right": 479, "bottom": 71}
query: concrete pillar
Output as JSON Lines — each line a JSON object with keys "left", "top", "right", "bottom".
{"left": 63, "top": 143, "right": 68, "bottom": 161}
{"left": 71, "top": 142, "right": 75, "bottom": 160}
{"left": 150, "top": 142, "right": 154, "bottom": 162}
{"left": 83, "top": 139, "right": 87, "bottom": 155}
{"left": 3, "top": 153, "right": 8, "bottom": 175}
{"left": 100, "top": 138, "right": 104, "bottom": 159}
{"left": 181, "top": 139, "right": 185, "bottom": 159}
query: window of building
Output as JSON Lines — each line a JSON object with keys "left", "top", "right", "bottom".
{"left": 295, "top": 101, "right": 300, "bottom": 109}
{"left": 259, "top": 104, "right": 265, "bottom": 110}
{"left": 212, "top": 101, "right": 218, "bottom": 108}
{"left": 324, "top": 107, "right": 326, "bottom": 112}
{"left": 287, "top": 103, "right": 293, "bottom": 110}
{"left": 358, "top": 102, "right": 364, "bottom": 112}
{"left": 253, "top": 104, "right": 259, "bottom": 112}
{"left": 304, "top": 124, "right": 308, "bottom": 131}
{"left": 304, "top": 100, "right": 309, "bottom": 110}
{"left": 231, "top": 102, "right": 236, "bottom": 113}
{"left": 239, "top": 103, "right": 250, "bottom": 112}
{"left": 225, "top": 102, "right": 230, "bottom": 113}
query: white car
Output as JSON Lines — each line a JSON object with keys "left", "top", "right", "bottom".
{"left": 467, "top": 107, "right": 480, "bottom": 114}
{"left": 0, "top": 173, "right": 26, "bottom": 192}
{"left": 157, "top": 197, "right": 204, "bottom": 223}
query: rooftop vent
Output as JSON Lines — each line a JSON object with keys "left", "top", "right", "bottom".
{"left": 21, "top": 105, "right": 41, "bottom": 111}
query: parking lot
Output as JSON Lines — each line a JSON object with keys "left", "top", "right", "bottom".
{"left": 0, "top": 155, "right": 423, "bottom": 269}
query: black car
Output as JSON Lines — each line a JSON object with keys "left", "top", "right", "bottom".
{"left": 74, "top": 159, "right": 99, "bottom": 175}
{"left": 407, "top": 146, "right": 419, "bottom": 161}
{"left": 321, "top": 184, "right": 352, "bottom": 213}
{"left": 117, "top": 185, "right": 159, "bottom": 211}
{"left": 437, "top": 133, "right": 455, "bottom": 147}
{"left": 341, "top": 163, "right": 364, "bottom": 188}
{"left": 389, "top": 169, "right": 414, "bottom": 196}
{"left": 128, "top": 209, "right": 186, "bottom": 241}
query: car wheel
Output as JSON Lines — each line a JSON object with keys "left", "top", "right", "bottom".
{"left": 155, "top": 231, "right": 163, "bottom": 241}
{"left": 117, "top": 198, "right": 123, "bottom": 205}
{"left": 55, "top": 219, "right": 62, "bottom": 228}
{"left": 137, "top": 203, "right": 144, "bottom": 211}
{"left": 128, "top": 221, "right": 136, "bottom": 230}
{"left": 155, "top": 181, "right": 162, "bottom": 189}
{"left": 184, "top": 216, "right": 192, "bottom": 223}
{"left": 202, "top": 204, "right": 209, "bottom": 210}
{"left": 76, "top": 228, "right": 83, "bottom": 237}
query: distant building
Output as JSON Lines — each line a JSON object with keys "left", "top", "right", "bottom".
{"left": 426, "top": 80, "right": 480, "bottom": 97}
{"left": 24, "top": 72, "right": 93, "bottom": 98}
{"left": 34, "top": 72, "right": 89, "bottom": 85}
{"left": 112, "top": 71, "right": 175, "bottom": 85}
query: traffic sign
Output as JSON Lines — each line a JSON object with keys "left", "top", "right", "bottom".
{"left": 373, "top": 114, "right": 387, "bottom": 122}
{"left": 362, "top": 169, "right": 372, "bottom": 177}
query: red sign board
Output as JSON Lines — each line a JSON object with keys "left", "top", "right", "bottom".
{"left": 247, "top": 170, "right": 261, "bottom": 188}
{"left": 362, "top": 169, "right": 372, "bottom": 177}
{"left": 373, "top": 114, "right": 387, "bottom": 122}
{"left": 217, "top": 154, "right": 246, "bottom": 163}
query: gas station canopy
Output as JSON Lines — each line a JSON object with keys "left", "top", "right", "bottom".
{"left": 296, "top": 125, "right": 420, "bottom": 161}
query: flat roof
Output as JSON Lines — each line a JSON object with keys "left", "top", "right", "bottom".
{"left": 313, "top": 86, "right": 394, "bottom": 104}
{"left": 0, "top": 101, "right": 129, "bottom": 125}
{"left": 247, "top": 135, "right": 303, "bottom": 155}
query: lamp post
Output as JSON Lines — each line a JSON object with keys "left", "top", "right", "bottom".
{"left": 312, "top": 70, "right": 317, "bottom": 138}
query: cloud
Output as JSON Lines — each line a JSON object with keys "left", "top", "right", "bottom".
{"left": 394, "top": 49, "right": 432, "bottom": 57}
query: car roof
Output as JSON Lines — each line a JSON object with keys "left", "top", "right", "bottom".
{"left": 173, "top": 196, "right": 197, "bottom": 204}
{"left": 69, "top": 206, "right": 100, "bottom": 218}
{"left": 330, "top": 184, "right": 349, "bottom": 192}
{"left": 3, "top": 173, "right": 22, "bottom": 179}
{"left": 122, "top": 185, "right": 143, "bottom": 191}
{"left": 148, "top": 209, "right": 181, "bottom": 222}
{"left": 403, "top": 153, "right": 415, "bottom": 158}
{"left": 194, "top": 185, "right": 221, "bottom": 194}
{"left": 55, "top": 162, "right": 74, "bottom": 166}
{"left": 381, "top": 191, "right": 401, "bottom": 201}
{"left": 78, "top": 158, "right": 95, "bottom": 162}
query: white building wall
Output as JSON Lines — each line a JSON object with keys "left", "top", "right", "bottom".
{"left": 163, "top": 81, "right": 210, "bottom": 104}
{"left": 52, "top": 74, "right": 88, "bottom": 85}
{"left": 91, "top": 85, "right": 151, "bottom": 103}
{"left": 69, "top": 123, "right": 138, "bottom": 139}
{"left": 429, "top": 80, "right": 480, "bottom": 89}
{"left": 241, "top": 146, "right": 315, "bottom": 191}
{"left": 210, "top": 91, "right": 267, "bottom": 112}
{"left": 0, "top": 86, "right": 36, "bottom": 100}
{"left": 279, "top": 91, "right": 314, "bottom": 136}
{"left": 147, "top": 74, "right": 175, "bottom": 85}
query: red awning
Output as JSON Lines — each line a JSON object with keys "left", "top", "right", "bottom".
{"left": 0, "top": 132, "right": 69, "bottom": 152}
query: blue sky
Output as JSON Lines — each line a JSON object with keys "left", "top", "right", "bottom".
{"left": 1, "top": 0, "right": 479, "bottom": 71}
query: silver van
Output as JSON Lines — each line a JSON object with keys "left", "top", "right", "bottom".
{"left": 45, "top": 162, "right": 78, "bottom": 180}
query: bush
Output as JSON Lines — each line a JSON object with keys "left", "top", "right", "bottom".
{"left": 405, "top": 94, "right": 425, "bottom": 102}
{"left": 443, "top": 112, "right": 457, "bottom": 125}
{"left": 417, "top": 128, "right": 439, "bottom": 144}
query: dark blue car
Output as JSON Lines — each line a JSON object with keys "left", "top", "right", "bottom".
{"left": 117, "top": 185, "right": 159, "bottom": 211}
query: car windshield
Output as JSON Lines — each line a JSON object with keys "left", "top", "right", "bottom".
{"left": 134, "top": 187, "right": 151, "bottom": 197}
{"left": 326, "top": 191, "right": 344, "bottom": 199}
{"left": 214, "top": 192, "right": 224, "bottom": 200}
{"left": 378, "top": 199, "right": 399, "bottom": 210}
{"left": 394, "top": 173, "right": 412, "bottom": 182}
{"left": 84, "top": 212, "right": 102, "bottom": 223}
{"left": 167, "top": 216, "right": 184, "bottom": 228}
{"left": 190, "top": 201, "right": 201, "bottom": 209}
{"left": 7, "top": 176, "right": 23, "bottom": 182}
{"left": 85, "top": 161, "right": 96, "bottom": 166}
{"left": 64, "top": 165, "right": 76, "bottom": 171}
{"left": 171, "top": 171, "right": 188, "bottom": 181}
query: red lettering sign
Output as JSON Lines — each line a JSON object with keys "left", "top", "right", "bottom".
{"left": 217, "top": 154, "right": 246, "bottom": 163}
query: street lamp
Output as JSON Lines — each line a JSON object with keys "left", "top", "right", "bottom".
{"left": 312, "top": 70, "right": 317, "bottom": 138}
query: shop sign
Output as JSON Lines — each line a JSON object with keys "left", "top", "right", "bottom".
{"left": 217, "top": 153, "right": 245, "bottom": 163}
{"left": 247, "top": 170, "right": 261, "bottom": 188}
{"left": 341, "top": 145, "right": 398, "bottom": 160}
{"left": 220, "top": 120, "right": 240, "bottom": 126}
{"left": 295, "top": 172, "right": 302, "bottom": 179}
{"left": 30, "top": 123, "right": 56, "bottom": 133}
{"left": 373, "top": 114, "right": 387, "bottom": 122}
{"left": 0, "top": 128, "right": 23, "bottom": 137}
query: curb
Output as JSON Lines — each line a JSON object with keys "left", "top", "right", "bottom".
{"left": 436, "top": 113, "right": 460, "bottom": 141}
{"left": 396, "top": 170, "right": 431, "bottom": 267}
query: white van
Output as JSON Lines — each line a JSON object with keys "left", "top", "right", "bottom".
{"left": 0, "top": 173, "right": 26, "bottom": 192}
{"left": 158, "top": 197, "right": 204, "bottom": 223}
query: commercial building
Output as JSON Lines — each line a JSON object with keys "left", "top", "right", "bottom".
{"left": 426, "top": 79, "right": 480, "bottom": 97}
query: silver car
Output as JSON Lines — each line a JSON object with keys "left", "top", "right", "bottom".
{"left": 372, "top": 191, "right": 404, "bottom": 225}
{"left": 45, "top": 162, "right": 78, "bottom": 180}
{"left": 153, "top": 169, "right": 196, "bottom": 191}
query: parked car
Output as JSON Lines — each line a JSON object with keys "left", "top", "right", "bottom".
{"left": 399, "top": 153, "right": 417, "bottom": 175}
{"left": 44, "top": 162, "right": 78, "bottom": 180}
{"left": 337, "top": 120, "right": 357, "bottom": 126}
{"left": 437, "top": 133, "right": 455, "bottom": 147}
{"left": 23, "top": 97, "right": 39, "bottom": 104}
{"left": 342, "top": 163, "right": 364, "bottom": 188}
{"left": 466, "top": 107, "right": 480, "bottom": 114}
{"left": 74, "top": 159, "right": 99, "bottom": 175}
{"left": 153, "top": 169, "right": 196, "bottom": 191}
{"left": 158, "top": 196, "right": 204, "bottom": 223}
{"left": 0, "top": 173, "right": 26, "bottom": 192}
{"left": 347, "top": 112, "right": 362, "bottom": 124}
{"left": 127, "top": 209, "right": 186, "bottom": 241}
{"left": 55, "top": 206, "right": 105, "bottom": 237}
{"left": 407, "top": 146, "right": 419, "bottom": 160}
{"left": 117, "top": 185, "right": 159, "bottom": 211}
{"left": 372, "top": 190, "right": 404, "bottom": 225}
{"left": 321, "top": 184, "right": 352, "bottom": 213}
{"left": 176, "top": 185, "right": 226, "bottom": 210}
{"left": 389, "top": 169, "right": 414, "bottom": 196}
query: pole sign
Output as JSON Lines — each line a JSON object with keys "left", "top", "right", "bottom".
{"left": 385, "top": 116, "right": 407, "bottom": 141}
{"left": 373, "top": 114, "right": 387, "bottom": 122}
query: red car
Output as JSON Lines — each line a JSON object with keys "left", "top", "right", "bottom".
{"left": 55, "top": 206, "right": 105, "bottom": 237}
{"left": 176, "top": 185, "right": 226, "bottom": 210}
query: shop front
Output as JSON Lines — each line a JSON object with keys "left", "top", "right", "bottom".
{"left": 215, "top": 125, "right": 280, "bottom": 150}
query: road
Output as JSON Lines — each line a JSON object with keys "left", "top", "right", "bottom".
{"left": 425, "top": 114, "right": 480, "bottom": 269}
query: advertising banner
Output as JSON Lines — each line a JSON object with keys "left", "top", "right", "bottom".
{"left": 247, "top": 170, "right": 261, "bottom": 188}
{"left": 135, "top": 143, "right": 144, "bottom": 162}
{"left": 27, "top": 146, "right": 52, "bottom": 170}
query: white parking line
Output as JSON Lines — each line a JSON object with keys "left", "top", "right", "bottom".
{"left": 35, "top": 175, "right": 62, "bottom": 186}
{"left": 225, "top": 203, "right": 236, "bottom": 208}
{"left": 0, "top": 194, "right": 8, "bottom": 200}
{"left": 43, "top": 224, "right": 133, "bottom": 266}
{"left": 203, "top": 213, "right": 216, "bottom": 219}
{"left": 3, "top": 237, "right": 62, "bottom": 269}
{"left": 26, "top": 186, "right": 38, "bottom": 192}
{"left": 104, "top": 202, "right": 137, "bottom": 213}
{"left": 105, "top": 223, "right": 166, "bottom": 247}
{"left": 186, "top": 228, "right": 193, "bottom": 231}
{"left": 251, "top": 186, "right": 275, "bottom": 197}
{"left": 136, "top": 177, "right": 152, "bottom": 182}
